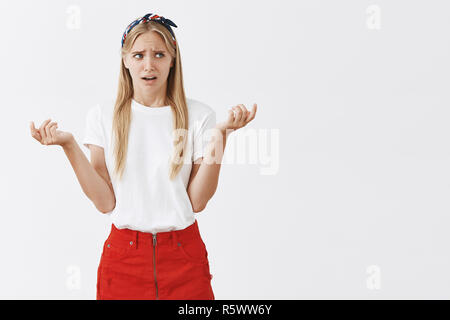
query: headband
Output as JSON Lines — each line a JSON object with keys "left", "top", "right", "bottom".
{"left": 121, "top": 13, "right": 178, "bottom": 48}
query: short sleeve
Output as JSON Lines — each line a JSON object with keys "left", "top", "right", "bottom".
{"left": 192, "top": 110, "right": 216, "bottom": 161}
{"left": 82, "top": 104, "right": 105, "bottom": 150}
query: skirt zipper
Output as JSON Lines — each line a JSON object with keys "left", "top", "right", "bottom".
{"left": 153, "top": 233, "right": 159, "bottom": 300}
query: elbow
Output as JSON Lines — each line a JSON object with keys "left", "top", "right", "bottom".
{"left": 192, "top": 201, "right": 207, "bottom": 213}
{"left": 192, "top": 192, "right": 216, "bottom": 213}
{"left": 99, "top": 206, "right": 114, "bottom": 214}
{"left": 98, "top": 203, "right": 115, "bottom": 214}
{"left": 87, "top": 184, "right": 116, "bottom": 214}
{"left": 101, "top": 190, "right": 116, "bottom": 214}
{"left": 189, "top": 190, "right": 215, "bottom": 213}
{"left": 96, "top": 197, "right": 116, "bottom": 214}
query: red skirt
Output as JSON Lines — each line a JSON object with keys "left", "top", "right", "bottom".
{"left": 96, "top": 219, "right": 215, "bottom": 300}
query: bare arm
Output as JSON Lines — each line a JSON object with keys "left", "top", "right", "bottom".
{"left": 30, "top": 119, "right": 115, "bottom": 214}
{"left": 187, "top": 103, "right": 257, "bottom": 212}
{"left": 187, "top": 127, "right": 230, "bottom": 212}
{"left": 62, "top": 137, "right": 116, "bottom": 214}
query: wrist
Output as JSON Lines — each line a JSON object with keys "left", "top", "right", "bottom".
{"left": 215, "top": 125, "right": 234, "bottom": 137}
{"left": 61, "top": 135, "right": 76, "bottom": 149}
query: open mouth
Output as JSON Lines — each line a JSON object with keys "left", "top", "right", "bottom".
{"left": 142, "top": 77, "right": 157, "bottom": 80}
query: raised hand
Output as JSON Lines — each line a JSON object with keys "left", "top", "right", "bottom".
{"left": 216, "top": 103, "right": 257, "bottom": 133}
{"left": 30, "top": 119, "right": 73, "bottom": 147}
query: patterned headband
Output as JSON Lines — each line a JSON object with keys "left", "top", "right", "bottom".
{"left": 121, "top": 13, "right": 178, "bottom": 48}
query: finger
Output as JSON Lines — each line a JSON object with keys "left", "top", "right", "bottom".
{"left": 30, "top": 121, "right": 43, "bottom": 142}
{"left": 237, "top": 104, "right": 248, "bottom": 123}
{"left": 30, "top": 121, "right": 36, "bottom": 133}
{"left": 39, "top": 119, "right": 52, "bottom": 143}
{"left": 228, "top": 109, "right": 235, "bottom": 121}
{"left": 46, "top": 122, "right": 57, "bottom": 144}
{"left": 39, "top": 118, "right": 51, "bottom": 132}
{"left": 232, "top": 106, "right": 243, "bottom": 123}
{"left": 237, "top": 105, "right": 247, "bottom": 123}
{"left": 48, "top": 122, "right": 58, "bottom": 142}
{"left": 50, "top": 124, "right": 58, "bottom": 143}
{"left": 30, "top": 121, "right": 37, "bottom": 136}
{"left": 246, "top": 103, "right": 257, "bottom": 123}
{"left": 228, "top": 107, "right": 236, "bottom": 122}
{"left": 245, "top": 110, "right": 251, "bottom": 122}
{"left": 46, "top": 121, "right": 57, "bottom": 133}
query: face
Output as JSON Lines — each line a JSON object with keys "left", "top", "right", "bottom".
{"left": 123, "top": 31, "right": 174, "bottom": 92}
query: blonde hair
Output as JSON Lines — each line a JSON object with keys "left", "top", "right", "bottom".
{"left": 112, "top": 20, "right": 189, "bottom": 182}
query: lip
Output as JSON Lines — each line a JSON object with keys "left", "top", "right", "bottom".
{"left": 142, "top": 77, "right": 157, "bottom": 84}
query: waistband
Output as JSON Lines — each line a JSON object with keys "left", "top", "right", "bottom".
{"left": 108, "top": 220, "right": 201, "bottom": 247}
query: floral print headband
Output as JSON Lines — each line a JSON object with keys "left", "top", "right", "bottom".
{"left": 121, "top": 13, "right": 178, "bottom": 48}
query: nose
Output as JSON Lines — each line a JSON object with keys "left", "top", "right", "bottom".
{"left": 144, "top": 55, "right": 155, "bottom": 71}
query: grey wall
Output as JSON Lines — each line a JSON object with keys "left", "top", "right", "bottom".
{"left": 2, "top": 0, "right": 449, "bottom": 299}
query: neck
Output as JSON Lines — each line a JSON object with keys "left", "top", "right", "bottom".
{"left": 133, "top": 87, "right": 168, "bottom": 107}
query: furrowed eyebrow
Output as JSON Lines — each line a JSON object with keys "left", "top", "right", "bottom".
{"left": 131, "top": 49, "right": 165, "bottom": 54}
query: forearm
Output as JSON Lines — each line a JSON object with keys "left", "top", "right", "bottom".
{"left": 188, "top": 127, "right": 232, "bottom": 210}
{"left": 62, "top": 137, "right": 115, "bottom": 213}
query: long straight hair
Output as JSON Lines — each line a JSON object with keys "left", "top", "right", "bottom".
{"left": 112, "top": 21, "right": 189, "bottom": 182}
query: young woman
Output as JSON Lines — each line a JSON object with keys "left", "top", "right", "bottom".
{"left": 30, "top": 13, "right": 257, "bottom": 300}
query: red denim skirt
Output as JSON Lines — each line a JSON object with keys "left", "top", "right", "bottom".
{"left": 96, "top": 219, "right": 215, "bottom": 300}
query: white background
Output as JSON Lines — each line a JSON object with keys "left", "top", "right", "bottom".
{"left": 1, "top": 0, "right": 449, "bottom": 299}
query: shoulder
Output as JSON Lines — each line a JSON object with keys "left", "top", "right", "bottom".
{"left": 88, "top": 98, "right": 115, "bottom": 120}
{"left": 186, "top": 97, "right": 216, "bottom": 121}
{"left": 99, "top": 97, "right": 115, "bottom": 117}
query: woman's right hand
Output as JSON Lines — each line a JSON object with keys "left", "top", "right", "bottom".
{"left": 30, "top": 119, "right": 74, "bottom": 147}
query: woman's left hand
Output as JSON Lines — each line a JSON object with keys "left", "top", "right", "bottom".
{"left": 216, "top": 103, "right": 257, "bottom": 133}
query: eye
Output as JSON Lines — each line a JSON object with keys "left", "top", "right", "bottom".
{"left": 133, "top": 52, "right": 165, "bottom": 59}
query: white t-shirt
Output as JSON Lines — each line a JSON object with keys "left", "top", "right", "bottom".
{"left": 82, "top": 97, "right": 216, "bottom": 233}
